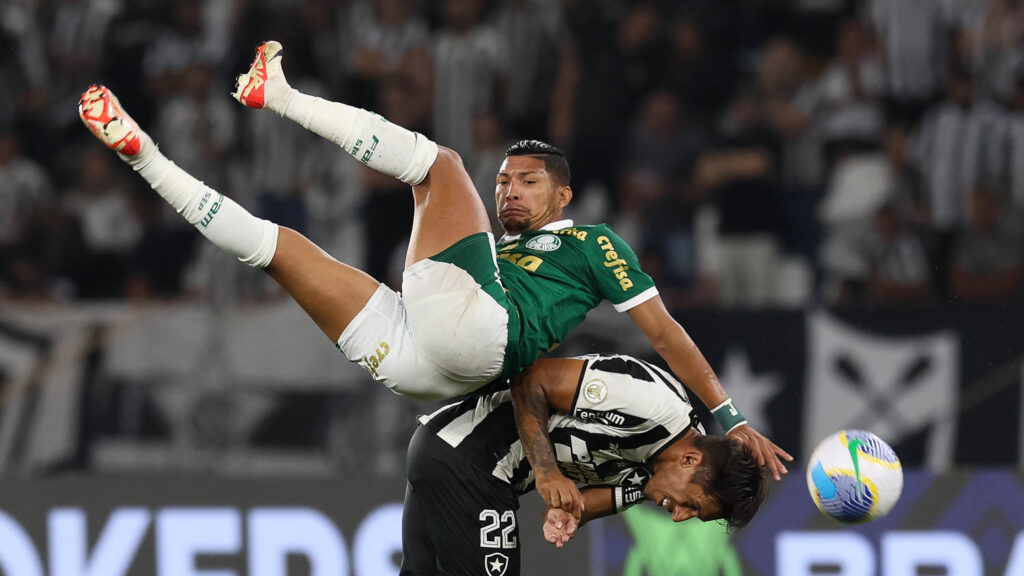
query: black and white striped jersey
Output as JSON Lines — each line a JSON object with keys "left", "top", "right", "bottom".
{"left": 419, "top": 354, "right": 704, "bottom": 495}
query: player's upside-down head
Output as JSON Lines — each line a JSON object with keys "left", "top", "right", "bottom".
{"left": 643, "top": 434, "right": 767, "bottom": 533}
{"left": 691, "top": 435, "right": 768, "bottom": 532}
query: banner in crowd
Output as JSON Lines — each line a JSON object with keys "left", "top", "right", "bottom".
{"left": 659, "top": 306, "right": 1024, "bottom": 467}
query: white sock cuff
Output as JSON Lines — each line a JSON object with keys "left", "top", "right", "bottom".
{"left": 280, "top": 90, "right": 437, "bottom": 185}
{"left": 398, "top": 135, "right": 438, "bottom": 186}
{"left": 238, "top": 219, "right": 279, "bottom": 268}
{"left": 270, "top": 86, "right": 297, "bottom": 117}
{"left": 277, "top": 88, "right": 299, "bottom": 118}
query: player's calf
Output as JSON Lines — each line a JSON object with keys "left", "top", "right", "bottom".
{"left": 79, "top": 85, "right": 278, "bottom": 269}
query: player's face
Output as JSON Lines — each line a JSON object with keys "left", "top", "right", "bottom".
{"left": 643, "top": 457, "right": 723, "bottom": 523}
{"left": 495, "top": 155, "right": 568, "bottom": 234}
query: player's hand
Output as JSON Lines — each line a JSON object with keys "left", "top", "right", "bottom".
{"left": 728, "top": 424, "right": 793, "bottom": 481}
{"left": 535, "top": 471, "right": 585, "bottom": 520}
{"left": 542, "top": 506, "right": 578, "bottom": 548}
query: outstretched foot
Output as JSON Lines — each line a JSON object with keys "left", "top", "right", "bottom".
{"left": 232, "top": 40, "right": 289, "bottom": 110}
{"left": 78, "top": 84, "right": 147, "bottom": 157}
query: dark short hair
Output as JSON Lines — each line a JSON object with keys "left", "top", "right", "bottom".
{"left": 505, "top": 139, "right": 571, "bottom": 186}
{"left": 691, "top": 435, "right": 767, "bottom": 533}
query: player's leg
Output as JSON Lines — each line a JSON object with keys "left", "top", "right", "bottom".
{"left": 78, "top": 85, "right": 377, "bottom": 341}
{"left": 232, "top": 41, "right": 492, "bottom": 266}
{"left": 400, "top": 481, "right": 441, "bottom": 576}
{"left": 404, "top": 426, "right": 522, "bottom": 576}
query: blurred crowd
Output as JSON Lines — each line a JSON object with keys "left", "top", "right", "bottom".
{"left": 3, "top": 0, "right": 1024, "bottom": 309}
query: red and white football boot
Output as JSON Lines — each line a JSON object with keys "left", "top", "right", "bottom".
{"left": 232, "top": 40, "right": 286, "bottom": 110}
{"left": 78, "top": 84, "right": 145, "bottom": 157}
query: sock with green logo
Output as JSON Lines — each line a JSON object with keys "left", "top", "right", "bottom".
{"left": 274, "top": 90, "right": 438, "bottom": 186}
{"left": 131, "top": 147, "right": 278, "bottom": 268}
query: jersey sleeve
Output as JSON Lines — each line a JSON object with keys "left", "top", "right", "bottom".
{"left": 571, "top": 355, "right": 695, "bottom": 461}
{"left": 584, "top": 226, "right": 658, "bottom": 312}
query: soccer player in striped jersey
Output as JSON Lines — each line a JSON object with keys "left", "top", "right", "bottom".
{"left": 404, "top": 354, "right": 766, "bottom": 575}
{"left": 78, "top": 40, "right": 789, "bottom": 484}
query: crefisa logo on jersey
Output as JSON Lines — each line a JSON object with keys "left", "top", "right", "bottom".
{"left": 584, "top": 379, "right": 608, "bottom": 404}
{"left": 485, "top": 552, "right": 510, "bottom": 576}
{"left": 525, "top": 235, "right": 561, "bottom": 252}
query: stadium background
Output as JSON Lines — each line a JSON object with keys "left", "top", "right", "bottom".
{"left": 1, "top": 0, "right": 1023, "bottom": 574}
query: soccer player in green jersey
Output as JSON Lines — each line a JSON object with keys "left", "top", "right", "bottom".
{"left": 78, "top": 42, "right": 791, "bottom": 508}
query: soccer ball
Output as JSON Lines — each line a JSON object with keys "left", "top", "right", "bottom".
{"left": 806, "top": 429, "right": 903, "bottom": 523}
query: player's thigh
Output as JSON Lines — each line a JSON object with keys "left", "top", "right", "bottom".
{"left": 400, "top": 482, "right": 440, "bottom": 576}
{"left": 265, "top": 227, "right": 379, "bottom": 341}
{"left": 406, "top": 146, "right": 493, "bottom": 266}
{"left": 405, "top": 428, "right": 522, "bottom": 576}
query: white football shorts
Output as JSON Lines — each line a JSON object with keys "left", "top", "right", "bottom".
{"left": 336, "top": 234, "right": 509, "bottom": 401}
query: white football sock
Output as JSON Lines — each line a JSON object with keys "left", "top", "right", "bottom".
{"left": 274, "top": 90, "right": 438, "bottom": 186}
{"left": 131, "top": 148, "right": 278, "bottom": 268}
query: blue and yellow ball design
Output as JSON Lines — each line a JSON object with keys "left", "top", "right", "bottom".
{"left": 806, "top": 429, "right": 903, "bottom": 523}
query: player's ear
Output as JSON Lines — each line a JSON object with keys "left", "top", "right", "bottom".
{"left": 557, "top": 185, "right": 572, "bottom": 209}
{"left": 681, "top": 449, "right": 704, "bottom": 468}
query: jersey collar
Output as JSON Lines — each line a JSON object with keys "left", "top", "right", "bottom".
{"left": 500, "top": 219, "right": 574, "bottom": 242}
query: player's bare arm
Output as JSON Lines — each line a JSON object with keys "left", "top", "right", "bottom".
{"left": 511, "top": 358, "right": 585, "bottom": 520}
{"left": 627, "top": 297, "right": 794, "bottom": 480}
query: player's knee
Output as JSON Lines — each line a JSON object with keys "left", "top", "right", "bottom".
{"left": 433, "top": 146, "right": 465, "bottom": 172}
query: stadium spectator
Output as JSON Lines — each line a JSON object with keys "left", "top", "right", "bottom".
{"left": 950, "top": 187, "right": 1024, "bottom": 302}
{"left": 45, "top": 0, "right": 122, "bottom": 131}
{"left": 869, "top": 0, "right": 951, "bottom": 124}
{"left": 912, "top": 66, "right": 1007, "bottom": 295}
{"left": 967, "top": 0, "right": 1024, "bottom": 103}
{"left": 616, "top": 90, "right": 713, "bottom": 308}
{"left": 551, "top": 1, "right": 661, "bottom": 203}
{"left": 1002, "top": 74, "right": 1024, "bottom": 212}
{"left": 153, "top": 61, "right": 236, "bottom": 190}
{"left": 0, "top": 131, "right": 52, "bottom": 251}
{"left": 859, "top": 201, "right": 935, "bottom": 306}
{"left": 63, "top": 147, "right": 142, "bottom": 299}
{"left": 493, "top": 0, "right": 563, "bottom": 138}
{"left": 432, "top": 0, "right": 510, "bottom": 167}
{"left": 660, "top": 13, "right": 735, "bottom": 130}
{"left": 141, "top": 0, "right": 210, "bottom": 100}
{"left": 817, "top": 18, "right": 886, "bottom": 168}
{"left": 0, "top": 130, "right": 58, "bottom": 299}
{"left": 345, "top": 0, "right": 430, "bottom": 111}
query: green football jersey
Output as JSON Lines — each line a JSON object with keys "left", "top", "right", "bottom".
{"left": 496, "top": 221, "right": 657, "bottom": 377}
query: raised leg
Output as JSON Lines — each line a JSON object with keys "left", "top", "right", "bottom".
{"left": 78, "top": 84, "right": 378, "bottom": 342}
{"left": 232, "top": 41, "right": 493, "bottom": 267}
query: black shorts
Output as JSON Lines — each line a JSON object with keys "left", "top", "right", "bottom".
{"left": 401, "top": 425, "right": 521, "bottom": 576}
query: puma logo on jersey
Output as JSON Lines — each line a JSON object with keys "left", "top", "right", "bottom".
{"left": 597, "top": 236, "right": 634, "bottom": 290}
{"left": 199, "top": 193, "right": 224, "bottom": 228}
